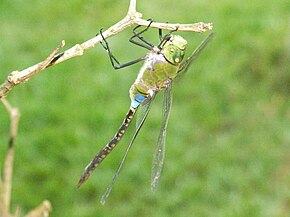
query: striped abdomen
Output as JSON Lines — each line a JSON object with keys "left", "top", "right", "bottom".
{"left": 77, "top": 107, "right": 137, "bottom": 188}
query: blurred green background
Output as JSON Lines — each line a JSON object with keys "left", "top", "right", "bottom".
{"left": 0, "top": 0, "right": 289, "bottom": 216}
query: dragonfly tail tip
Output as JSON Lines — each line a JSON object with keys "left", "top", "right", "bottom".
{"left": 76, "top": 175, "right": 87, "bottom": 188}
{"left": 76, "top": 181, "right": 82, "bottom": 189}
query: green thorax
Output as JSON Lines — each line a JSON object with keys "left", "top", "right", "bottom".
{"left": 130, "top": 34, "right": 188, "bottom": 99}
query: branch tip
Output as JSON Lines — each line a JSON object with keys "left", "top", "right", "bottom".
{"left": 60, "top": 40, "right": 65, "bottom": 48}
{"left": 128, "top": 0, "right": 137, "bottom": 14}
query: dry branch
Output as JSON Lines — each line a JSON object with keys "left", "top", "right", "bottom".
{"left": 0, "top": 99, "right": 20, "bottom": 217}
{"left": 0, "top": 41, "right": 65, "bottom": 99}
{"left": 0, "top": 99, "right": 52, "bottom": 217}
{"left": 0, "top": 0, "right": 213, "bottom": 99}
{"left": 24, "top": 200, "right": 52, "bottom": 217}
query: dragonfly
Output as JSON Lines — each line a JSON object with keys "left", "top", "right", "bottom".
{"left": 77, "top": 20, "right": 214, "bottom": 204}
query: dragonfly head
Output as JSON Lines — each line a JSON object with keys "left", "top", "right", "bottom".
{"left": 162, "top": 35, "right": 187, "bottom": 65}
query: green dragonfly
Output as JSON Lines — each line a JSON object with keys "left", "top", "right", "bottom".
{"left": 77, "top": 20, "right": 214, "bottom": 204}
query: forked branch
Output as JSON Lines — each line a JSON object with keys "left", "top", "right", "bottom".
{"left": 0, "top": 0, "right": 213, "bottom": 99}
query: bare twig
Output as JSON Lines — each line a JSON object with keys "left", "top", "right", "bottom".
{"left": 1, "top": 99, "right": 52, "bottom": 217}
{"left": 1, "top": 99, "right": 20, "bottom": 149}
{"left": 0, "top": 41, "right": 65, "bottom": 99}
{"left": 0, "top": 99, "right": 20, "bottom": 217}
{"left": 0, "top": 0, "right": 213, "bottom": 99}
{"left": 24, "top": 200, "right": 52, "bottom": 217}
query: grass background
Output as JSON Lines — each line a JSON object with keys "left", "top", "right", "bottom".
{"left": 0, "top": 0, "right": 289, "bottom": 216}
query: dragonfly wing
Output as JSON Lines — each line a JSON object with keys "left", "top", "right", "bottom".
{"left": 177, "top": 32, "right": 215, "bottom": 78}
{"left": 101, "top": 97, "right": 154, "bottom": 205}
{"left": 151, "top": 83, "right": 173, "bottom": 192}
{"left": 136, "top": 100, "right": 151, "bottom": 130}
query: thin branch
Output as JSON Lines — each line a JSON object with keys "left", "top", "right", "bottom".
{"left": 0, "top": 41, "right": 65, "bottom": 99}
{"left": 127, "top": 0, "right": 137, "bottom": 14}
{"left": 0, "top": 99, "right": 20, "bottom": 217}
{"left": 1, "top": 99, "right": 20, "bottom": 148}
{"left": 2, "top": 144, "right": 14, "bottom": 217}
{"left": 24, "top": 200, "right": 52, "bottom": 217}
{"left": 134, "top": 19, "right": 213, "bottom": 32}
{"left": 0, "top": 0, "right": 213, "bottom": 99}
{"left": 1, "top": 99, "right": 52, "bottom": 217}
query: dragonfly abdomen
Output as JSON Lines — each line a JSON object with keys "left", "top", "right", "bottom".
{"left": 77, "top": 107, "right": 137, "bottom": 188}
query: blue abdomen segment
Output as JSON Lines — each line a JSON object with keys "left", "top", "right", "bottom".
{"left": 130, "top": 93, "right": 147, "bottom": 109}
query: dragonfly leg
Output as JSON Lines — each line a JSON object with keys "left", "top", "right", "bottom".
{"left": 157, "top": 26, "right": 179, "bottom": 48}
{"left": 99, "top": 29, "right": 146, "bottom": 70}
{"left": 158, "top": 21, "right": 169, "bottom": 41}
{"left": 129, "top": 19, "right": 155, "bottom": 50}
{"left": 159, "top": 28, "right": 163, "bottom": 41}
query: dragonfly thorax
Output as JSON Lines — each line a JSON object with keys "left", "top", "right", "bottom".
{"left": 129, "top": 35, "right": 188, "bottom": 109}
{"left": 162, "top": 35, "right": 187, "bottom": 65}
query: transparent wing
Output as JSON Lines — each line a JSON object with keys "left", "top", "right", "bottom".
{"left": 100, "top": 97, "right": 154, "bottom": 205}
{"left": 151, "top": 83, "right": 173, "bottom": 192}
{"left": 136, "top": 100, "right": 151, "bottom": 130}
{"left": 177, "top": 32, "right": 215, "bottom": 78}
